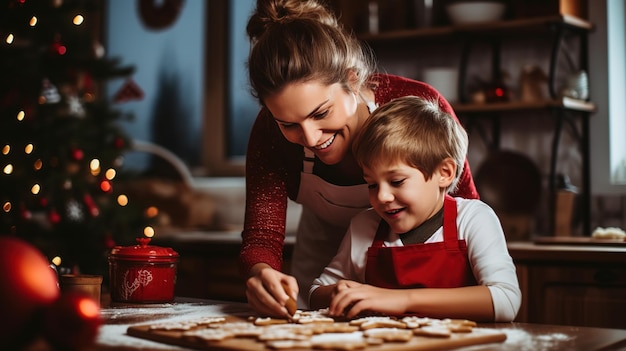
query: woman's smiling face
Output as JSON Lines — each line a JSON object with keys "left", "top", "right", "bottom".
{"left": 264, "top": 81, "right": 362, "bottom": 165}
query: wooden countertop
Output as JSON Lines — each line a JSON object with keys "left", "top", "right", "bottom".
{"left": 92, "top": 297, "right": 626, "bottom": 351}
{"left": 507, "top": 239, "right": 626, "bottom": 263}
{"left": 154, "top": 229, "right": 625, "bottom": 251}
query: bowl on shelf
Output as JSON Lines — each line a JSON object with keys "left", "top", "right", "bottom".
{"left": 445, "top": 1, "right": 506, "bottom": 25}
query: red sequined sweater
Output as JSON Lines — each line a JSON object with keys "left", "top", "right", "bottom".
{"left": 240, "top": 74, "right": 479, "bottom": 275}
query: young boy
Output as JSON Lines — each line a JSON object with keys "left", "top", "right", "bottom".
{"left": 308, "top": 96, "right": 521, "bottom": 322}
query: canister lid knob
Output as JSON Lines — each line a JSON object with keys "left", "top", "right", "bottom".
{"left": 136, "top": 237, "right": 151, "bottom": 248}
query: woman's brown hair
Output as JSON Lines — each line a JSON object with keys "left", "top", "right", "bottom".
{"left": 246, "top": 0, "right": 376, "bottom": 103}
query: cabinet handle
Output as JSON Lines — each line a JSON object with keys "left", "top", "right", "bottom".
{"left": 593, "top": 269, "right": 617, "bottom": 284}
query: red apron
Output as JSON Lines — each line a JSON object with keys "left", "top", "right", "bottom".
{"left": 365, "top": 195, "right": 477, "bottom": 289}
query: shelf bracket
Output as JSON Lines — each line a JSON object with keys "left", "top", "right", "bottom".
{"left": 458, "top": 40, "right": 472, "bottom": 103}
{"left": 548, "top": 23, "right": 564, "bottom": 99}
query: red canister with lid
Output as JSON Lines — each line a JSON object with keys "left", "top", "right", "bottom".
{"left": 108, "top": 237, "right": 179, "bottom": 303}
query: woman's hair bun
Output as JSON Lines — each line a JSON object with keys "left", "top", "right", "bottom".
{"left": 247, "top": 0, "right": 338, "bottom": 42}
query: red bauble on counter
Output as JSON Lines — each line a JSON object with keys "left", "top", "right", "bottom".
{"left": 43, "top": 292, "right": 102, "bottom": 351}
{"left": 0, "top": 236, "right": 60, "bottom": 347}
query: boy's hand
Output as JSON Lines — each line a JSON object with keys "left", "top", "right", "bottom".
{"left": 329, "top": 280, "right": 408, "bottom": 318}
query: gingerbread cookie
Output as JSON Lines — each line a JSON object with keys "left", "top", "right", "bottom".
{"left": 267, "top": 339, "right": 313, "bottom": 349}
{"left": 309, "top": 323, "right": 359, "bottom": 334}
{"left": 413, "top": 326, "right": 452, "bottom": 338}
{"left": 310, "top": 332, "right": 368, "bottom": 350}
{"left": 210, "top": 322, "right": 264, "bottom": 337}
{"left": 349, "top": 316, "right": 407, "bottom": 330}
{"left": 254, "top": 317, "right": 289, "bottom": 326}
{"left": 258, "top": 329, "right": 311, "bottom": 341}
{"left": 149, "top": 321, "right": 198, "bottom": 331}
{"left": 183, "top": 328, "right": 235, "bottom": 341}
{"left": 401, "top": 316, "right": 432, "bottom": 329}
{"left": 281, "top": 281, "right": 298, "bottom": 317}
{"left": 444, "top": 319, "right": 478, "bottom": 327}
{"left": 194, "top": 316, "right": 226, "bottom": 325}
{"left": 363, "top": 328, "right": 413, "bottom": 342}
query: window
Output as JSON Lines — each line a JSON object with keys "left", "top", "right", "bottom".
{"left": 105, "top": 1, "right": 258, "bottom": 177}
{"left": 203, "top": 1, "right": 257, "bottom": 176}
{"left": 105, "top": 1, "right": 206, "bottom": 175}
{"left": 589, "top": 0, "right": 626, "bottom": 193}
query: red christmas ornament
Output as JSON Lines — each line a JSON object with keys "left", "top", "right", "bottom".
{"left": 71, "top": 148, "right": 84, "bottom": 161}
{"left": 78, "top": 71, "right": 95, "bottom": 99}
{"left": 49, "top": 35, "right": 67, "bottom": 56}
{"left": 484, "top": 80, "right": 510, "bottom": 103}
{"left": 113, "top": 136, "right": 125, "bottom": 149}
{"left": 43, "top": 292, "right": 102, "bottom": 351}
{"left": 83, "top": 194, "right": 100, "bottom": 217}
{"left": 99, "top": 179, "right": 112, "bottom": 193}
{"left": 0, "top": 236, "right": 60, "bottom": 348}
{"left": 48, "top": 209, "right": 61, "bottom": 224}
{"left": 104, "top": 232, "right": 116, "bottom": 249}
{"left": 20, "top": 207, "right": 32, "bottom": 220}
{"left": 113, "top": 78, "right": 144, "bottom": 103}
{"left": 7, "top": 0, "right": 26, "bottom": 9}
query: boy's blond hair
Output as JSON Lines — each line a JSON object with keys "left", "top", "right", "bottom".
{"left": 352, "top": 96, "right": 468, "bottom": 193}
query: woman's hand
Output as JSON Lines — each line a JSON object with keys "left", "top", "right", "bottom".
{"left": 245, "top": 263, "right": 298, "bottom": 318}
{"left": 329, "top": 280, "right": 408, "bottom": 318}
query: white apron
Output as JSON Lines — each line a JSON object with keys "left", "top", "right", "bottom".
{"left": 292, "top": 92, "right": 376, "bottom": 307}
{"left": 292, "top": 148, "right": 370, "bottom": 307}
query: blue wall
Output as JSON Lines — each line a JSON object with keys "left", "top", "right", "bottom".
{"left": 227, "top": 0, "right": 258, "bottom": 157}
{"left": 104, "top": 0, "right": 205, "bottom": 171}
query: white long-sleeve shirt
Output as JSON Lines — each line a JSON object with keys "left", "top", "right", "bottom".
{"left": 310, "top": 197, "right": 521, "bottom": 322}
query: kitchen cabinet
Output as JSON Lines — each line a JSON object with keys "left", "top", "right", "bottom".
{"left": 333, "top": 3, "right": 596, "bottom": 236}
{"left": 153, "top": 232, "right": 294, "bottom": 303}
{"left": 509, "top": 241, "right": 626, "bottom": 329}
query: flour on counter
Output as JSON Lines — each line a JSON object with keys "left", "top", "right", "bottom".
{"left": 97, "top": 301, "right": 252, "bottom": 350}
{"left": 458, "top": 328, "right": 575, "bottom": 351}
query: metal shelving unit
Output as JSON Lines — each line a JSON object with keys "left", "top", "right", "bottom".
{"left": 359, "top": 14, "right": 595, "bottom": 235}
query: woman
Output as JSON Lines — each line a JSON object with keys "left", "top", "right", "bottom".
{"left": 240, "top": 0, "right": 479, "bottom": 318}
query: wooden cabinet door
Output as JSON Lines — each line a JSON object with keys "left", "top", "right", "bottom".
{"left": 526, "top": 264, "right": 626, "bottom": 329}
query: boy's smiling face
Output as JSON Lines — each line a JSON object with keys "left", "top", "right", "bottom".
{"left": 362, "top": 159, "right": 448, "bottom": 234}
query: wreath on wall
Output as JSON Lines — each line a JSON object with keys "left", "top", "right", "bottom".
{"left": 138, "top": 0, "right": 185, "bottom": 30}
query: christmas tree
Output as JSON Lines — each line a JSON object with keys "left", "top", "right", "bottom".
{"left": 0, "top": 0, "right": 155, "bottom": 276}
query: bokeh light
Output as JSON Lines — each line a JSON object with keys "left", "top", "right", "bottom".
{"left": 144, "top": 226, "right": 155, "bottom": 238}
{"left": 117, "top": 194, "right": 128, "bottom": 206}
